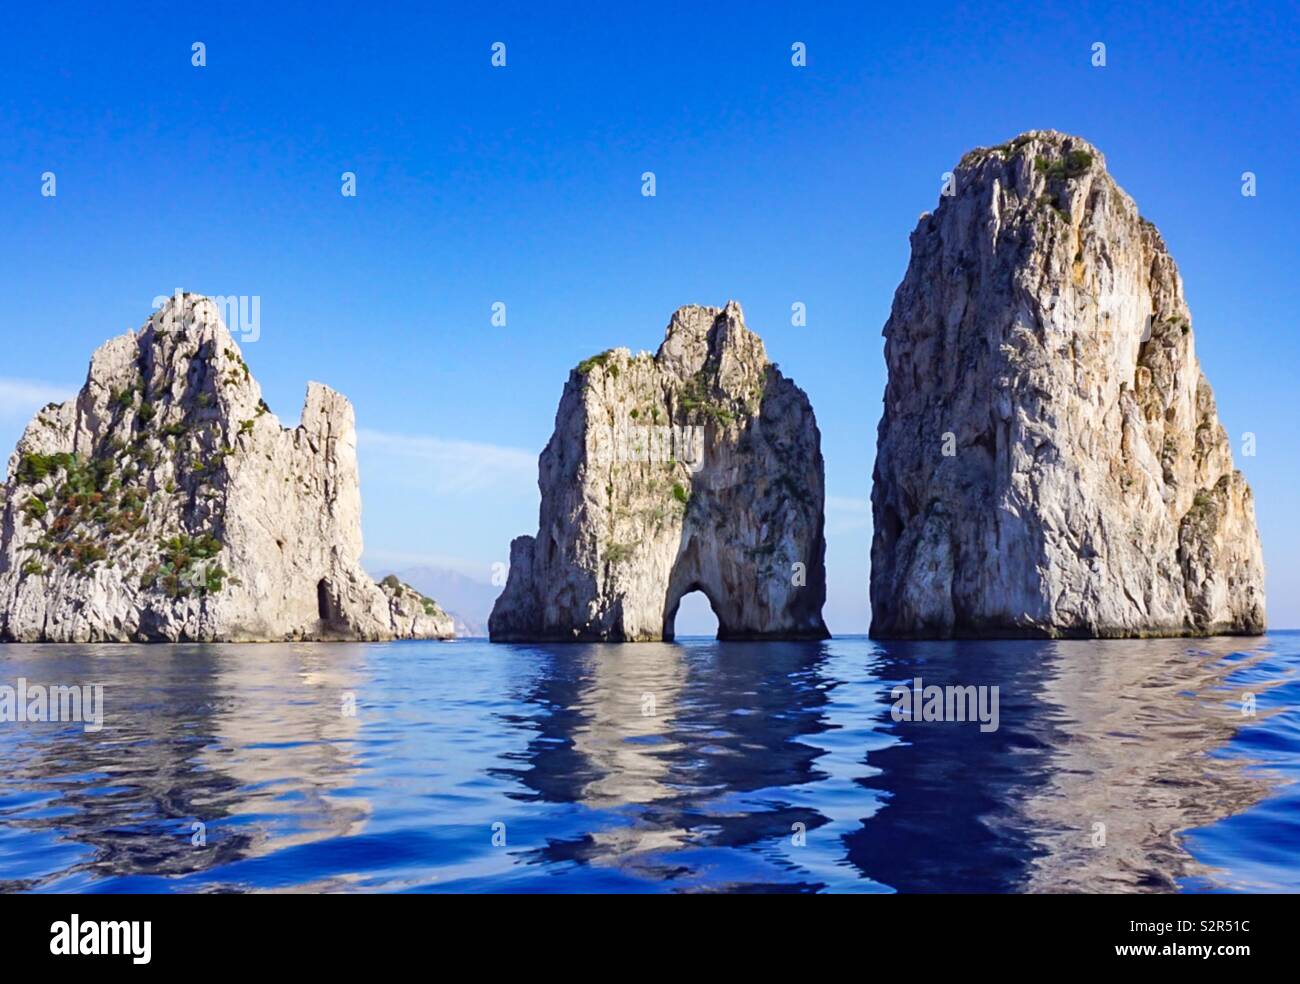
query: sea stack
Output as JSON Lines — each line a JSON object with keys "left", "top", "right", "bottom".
{"left": 0, "top": 293, "right": 453, "bottom": 642}
{"left": 870, "top": 131, "right": 1265, "bottom": 639}
{"left": 490, "top": 301, "right": 829, "bottom": 642}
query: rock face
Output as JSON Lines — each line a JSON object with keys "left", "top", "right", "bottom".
{"left": 0, "top": 293, "right": 454, "bottom": 642}
{"left": 870, "top": 131, "right": 1265, "bottom": 639}
{"left": 490, "top": 302, "right": 829, "bottom": 642}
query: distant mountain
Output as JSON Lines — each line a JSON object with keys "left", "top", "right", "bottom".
{"left": 371, "top": 565, "right": 500, "bottom": 637}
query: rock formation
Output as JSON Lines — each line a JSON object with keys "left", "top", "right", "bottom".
{"left": 0, "top": 293, "right": 453, "bottom": 642}
{"left": 490, "top": 301, "right": 829, "bottom": 642}
{"left": 870, "top": 130, "right": 1265, "bottom": 639}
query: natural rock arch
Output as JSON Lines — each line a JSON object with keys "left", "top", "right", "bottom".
{"left": 490, "top": 302, "right": 830, "bottom": 643}
{"left": 662, "top": 575, "right": 724, "bottom": 641}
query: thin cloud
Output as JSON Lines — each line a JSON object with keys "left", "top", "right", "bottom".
{"left": 361, "top": 548, "right": 496, "bottom": 581}
{"left": 0, "top": 377, "right": 75, "bottom": 419}
{"left": 826, "top": 494, "right": 872, "bottom": 533}
{"left": 357, "top": 427, "right": 536, "bottom": 495}
{"left": 827, "top": 495, "right": 870, "bottom": 513}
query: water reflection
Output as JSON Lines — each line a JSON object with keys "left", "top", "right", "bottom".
{"left": 0, "top": 644, "right": 367, "bottom": 891}
{"left": 497, "top": 636, "right": 1283, "bottom": 892}
{"left": 1021, "top": 638, "right": 1279, "bottom": 892}
{"left": 0, "top": 635, "right": 1291, "bottom": 892}
{"left": 496, "top": 641, "right": 834, "bottom": 888}
{"left": 846, "top": 638, "right": 1280, "bottom": 892}
{"left": 842, "top": 640, "right": 1062, "bottom": 892}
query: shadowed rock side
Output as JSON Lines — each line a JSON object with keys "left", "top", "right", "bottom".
{"left": 490, "top": 302, "right": 829, "bottom": 642}
{"left": 0, "top": 293, "right": 453, "bottom": 642}
{"left": 870, "top": 130, "right": 1265, "bottom": 639}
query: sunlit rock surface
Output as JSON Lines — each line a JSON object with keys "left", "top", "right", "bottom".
{"left": 491, "top": 302, "right": 829, "bottom": 642}
{"left": 0, "top": 293, "right": 453, "bottom": 642}
{"left": 870, "top": 131, "right": 1265, "bottom": 639}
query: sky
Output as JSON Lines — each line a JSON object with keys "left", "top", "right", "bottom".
{"left": 1, "top": 1, "right": 1297, "bottom": 632}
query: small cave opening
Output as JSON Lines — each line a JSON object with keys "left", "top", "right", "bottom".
{"left": 317, "top": 579, "right": 334, "bottom": 624}
{"left": 879, "top": 503, "right": 904, "bottom": 547}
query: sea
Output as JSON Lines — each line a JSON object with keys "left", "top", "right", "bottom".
{"left": 1, "top": 633, "right": 1296, "bottom": 893}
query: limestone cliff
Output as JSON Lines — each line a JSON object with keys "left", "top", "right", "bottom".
{"left": 490, "top": 301, "right": 829, "bottom": 642}
{"left": 0, "top": 293, "right": 453, "bottom": 642}
{"left": 870, "top": 130, "right": 1265, "bottom": 639}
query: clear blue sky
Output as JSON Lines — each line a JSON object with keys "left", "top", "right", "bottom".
{"left": 2, "top": 1, "right": 1297, "bottom": 631}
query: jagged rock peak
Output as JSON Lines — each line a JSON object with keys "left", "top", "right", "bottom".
{"left": 870, "top": 131, "right": 1265, "bottom": 639}
{"left": 490, "top": 301, "right": 829, "bottom": 642}
{"left": 0, "top": 292, "right": 454, "bottom": 642}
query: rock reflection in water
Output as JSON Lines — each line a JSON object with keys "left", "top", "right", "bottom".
{"left": 1021, "top": 637, "right": 1279, "bottom": 892}
{"left": 496, "top": 641, "right": 833, "bottom": 885}
{"left": 846, "top": 638, "right": 1280, "bottom": 892}
{"left": 1, "top": 636, "right": 1291, "bottom": 892}
{"left": 0, "top": 644, "right": 367, "bottom": 891}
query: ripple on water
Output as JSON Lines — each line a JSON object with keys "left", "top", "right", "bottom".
{"left": 0, "top": 634, "right": 1296, "bottom": 892}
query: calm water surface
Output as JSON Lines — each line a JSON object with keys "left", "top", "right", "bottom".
{"left": 1, "top": 634, "right": 1297, "bottom": 893}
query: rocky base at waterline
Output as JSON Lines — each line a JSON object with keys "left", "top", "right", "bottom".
{"left": 490, "top": 301, "right": 829, "bottom": 642}
{"left": 870, "top": 130, "right": 1265, "bottom": 639}
{"left": 0, "top": 293, "right": 454, "bottom": 642}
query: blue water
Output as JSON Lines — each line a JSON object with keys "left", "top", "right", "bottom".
{"left": 1, "top": 634, "right": 1297, "bottom": 893}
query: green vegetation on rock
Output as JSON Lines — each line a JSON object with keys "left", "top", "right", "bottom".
{"left": 577, "top": 350, "right": 618, "bottom": 376}
{"left": 140, "top": 532, "right": 226, "bottom": 599}
{"left": 16, "top": 452, "right": 75, "bottom": 485}
{"left": 605, "top": 541, "right": 634, "bottom": 564}
{"left": 1035, "top": 150, "right": 1093, "bottom": 180}
{"left": 379, "top": 574, "right": 445, "bottom": 617}
{"left": 679, "top": 375, "right": 735, "bottom": 425}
